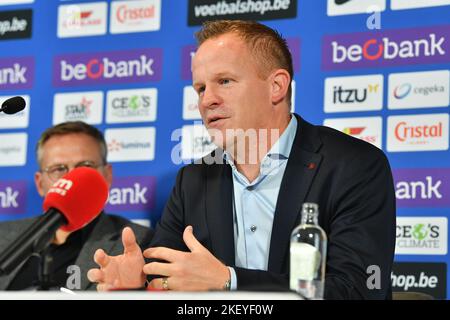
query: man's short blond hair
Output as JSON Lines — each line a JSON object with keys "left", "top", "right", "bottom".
{"left": 195, "top": 20, "right": 293, "bottom": 105}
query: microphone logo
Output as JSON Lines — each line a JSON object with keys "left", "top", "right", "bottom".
{"left": 48, "top": 178, "right": 73, "bottom": 196}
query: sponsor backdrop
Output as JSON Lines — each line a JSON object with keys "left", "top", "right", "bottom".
{"left": 0, "top": 0, "right": 449, "bottom": 298}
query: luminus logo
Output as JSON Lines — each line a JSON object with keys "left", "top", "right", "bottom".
{"left": 108, "top": 139, "right": 122, "bottom": 152}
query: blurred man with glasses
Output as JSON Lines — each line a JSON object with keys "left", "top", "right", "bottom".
{"left": 0, "top": 121, "right": 153, "bottom": 291}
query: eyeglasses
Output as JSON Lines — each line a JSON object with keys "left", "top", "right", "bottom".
{"left": 41, "top": 160, "right": 105, "bottom": 182}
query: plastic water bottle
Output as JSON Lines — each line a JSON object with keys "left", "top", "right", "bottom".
{"left": 290, "top": 203, "right": 327, "bottom": 299}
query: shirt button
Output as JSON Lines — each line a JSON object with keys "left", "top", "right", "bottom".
{"left": 250, "top": 225, "right": 257, "bottom": 232}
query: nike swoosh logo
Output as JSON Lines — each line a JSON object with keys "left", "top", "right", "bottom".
{"left": 335, "top": 0, "right": 352, "bottom": 5}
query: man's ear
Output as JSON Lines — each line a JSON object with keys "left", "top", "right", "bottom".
{"left": 270, "top": 69, "right": 291, "bottom": 105}
{"left": 34, "top": 171, "right": 45, "bottom": 197}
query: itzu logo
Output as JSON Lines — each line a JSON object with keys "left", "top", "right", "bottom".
{"left": 396, "top": 217, "right": 447, "bottom": 255}
{"left": 322, "top": 25, "right": 450, "bottom": 70}
{"left": 393, "top": 168, "right": 450, "bottom": 208}
{"left": 106, "top": 88, "right": 157, "bottom": 124}
{"left": 0, "top": 181, "right": 26, "bottom": 215}
{"left": 324, "top": 75, "right": 383, "bottom": 112}
{"left": 53, "top": 49, "right": 162, "bottom": 87}
{"left": 0, "top": 56, "right": 34, "bottom": 90}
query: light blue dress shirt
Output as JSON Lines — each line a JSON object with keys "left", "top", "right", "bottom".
{"left": 223, "top": 115, "right": 298, "bottom": 289}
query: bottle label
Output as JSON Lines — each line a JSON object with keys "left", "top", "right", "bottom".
{"left": 290, "top": 242, "right": 321, "bottom": 290}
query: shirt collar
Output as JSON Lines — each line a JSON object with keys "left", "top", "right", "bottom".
{"left": 222, "top": 115, "right": 298, "bottom": 166}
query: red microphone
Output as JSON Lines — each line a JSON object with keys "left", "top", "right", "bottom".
{"left": 43, "top": 166, "right": 108, "bottom": 232}
{"left": 0, "top": 167, "right": 108, "bottom": 275}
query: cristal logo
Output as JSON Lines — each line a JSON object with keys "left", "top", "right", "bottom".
{"left": 394, "top": 83, "right": 412, "bottom": 99}
{"left": 395, "top": 121, "right": 443, "bottom": 142}
{"left": 116, "top": 4, "right": 155, "bottom": 23}
{"left": 64, "top": 97, "right": 92, "bottom": 120}
{"left": 332, "top": 34, "right": 445, "bottom": 64}
{"left": 333, "top": 84, "right": 379, "bottom": 104}
{"left": 48, "top": 179, "right": 73, "bottom": 196}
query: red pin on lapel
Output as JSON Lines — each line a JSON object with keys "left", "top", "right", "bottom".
{"left": 307, "top": 162, "right": 316, "bottom": 170}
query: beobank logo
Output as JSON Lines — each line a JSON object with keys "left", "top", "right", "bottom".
{"left": 323, "top": 25, "right": 450, "bottom": 70}
{"left": 387, "top": 114, "right": 449, "bottom": 152}
{"left": 53, "top": 48, "right": 163, "bottom": 87}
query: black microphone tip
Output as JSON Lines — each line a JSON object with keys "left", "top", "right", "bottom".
{"left": 1, "top": 96, "right": 26, "bottom": 115}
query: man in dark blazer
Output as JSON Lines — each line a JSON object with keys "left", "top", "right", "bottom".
{"left": 88, "top": 20, "right": 395, "bottom": 299}
{"left": 0, "top": 121, "right": 153, "bottom": 291}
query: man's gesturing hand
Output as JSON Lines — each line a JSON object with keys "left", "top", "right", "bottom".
{"left": 144, "top": 226, "right": 230, "bottom": 291}
{"left": 87, "top": 227, "right": 146, "bottom": 291}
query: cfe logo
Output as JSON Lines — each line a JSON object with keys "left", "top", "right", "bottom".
{"left": 322, "top": 25, "right": 450, "bottom": 70}
{"left": 396, "top": 217, "right": 447, "bottom": 255}
{"left": 106, "top": 88, "right": 157, "bottom": 124}
{"left": 53, "top": 49, "right": 162, "bottom": 87}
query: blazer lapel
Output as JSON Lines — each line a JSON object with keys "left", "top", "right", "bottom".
{"left": 268, "top": 115, "right": 323, "bottom": 273}
{"left": 205, "top": 154, "right": 235, "bottom": 266}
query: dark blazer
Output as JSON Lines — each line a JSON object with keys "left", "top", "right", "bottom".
{"left": 0, "top": 213, "right": 153, "bottom": 290}
{"left": 150, "top": 114, "right": 396, "bottom": 299}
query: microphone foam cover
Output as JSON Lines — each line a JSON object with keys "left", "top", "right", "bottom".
{"left": 43, "top": 167, "right": 109, "bottom": 232}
